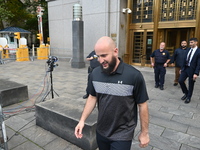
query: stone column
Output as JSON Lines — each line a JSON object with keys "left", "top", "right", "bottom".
{"left": 71, "top": 20, "right": 85, "bottom": 68}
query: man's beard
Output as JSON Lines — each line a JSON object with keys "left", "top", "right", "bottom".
{"left": 181, "top": 46, "right": 187, "bottom": 49}
{"left": 101, "top": 56, "right": 117, "bottom": 74}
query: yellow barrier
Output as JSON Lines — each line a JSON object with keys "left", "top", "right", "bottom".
{"left": 0, "top": 46, "right": 3, "bottom": 60}
{"left": 4, "top": 45, "right": 9, "bottom": 58}
{"left": 0, "top": 45, "right": 10, "bottom": 59}
{"left": 16, "top": 45, "right": 29, "bottom": 62}
{"left": 37, "top": 44, "right": 49, "bottom": 60}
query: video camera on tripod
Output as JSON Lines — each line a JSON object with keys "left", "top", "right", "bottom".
{"left": 46, "top": 56, "right": 58, "bottom": 72}
{"left": 42, "top": 56, "right": 59, "bottom": 101}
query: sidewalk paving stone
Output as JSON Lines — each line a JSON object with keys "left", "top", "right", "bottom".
{"left": 147, "top": 133, "right": 181, "bottom": 150}
{"left": 6, "top": 127, "right": 28, "bottom": 150}
{"left": 0, "top": 60, "right": 200, "bottom": 150}
{"left": 162, "top": 128, "right": 200, "bottom": 149}
{"left": 150, "top": 116, "right": 188, "bottom": 133}
{"left": 180, "top": 144, "right": 200, "bottom": 150}
{"left": 20, "top": 126, "right": 58, "bottom": 148}
{"left": 187, "top": 126, "right": 200, "bottom": 138}
{"left": 11, "top": 141, "right": 44, "bottom": 150}
{"left": 171, "top": 115, "right": 200, "bottom": 128}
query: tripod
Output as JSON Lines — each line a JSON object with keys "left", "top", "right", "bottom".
{"left": 0, "top": 105, "right": 8, "bottom": 150}
{"left": 42, "top": 68, "right": 59, "bottom": 102}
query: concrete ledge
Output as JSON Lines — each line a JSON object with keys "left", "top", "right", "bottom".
{"left": 35, "top": 97, "right": 98, "bottom": 150}
{"left": 0, "top": 79, "right": 29, "bottom": 107}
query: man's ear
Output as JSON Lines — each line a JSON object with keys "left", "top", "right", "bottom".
{"left": 114, "top": 47, "right": 118, "bottom": 55}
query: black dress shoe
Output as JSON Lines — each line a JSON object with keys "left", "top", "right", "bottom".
{"left": 185, "top": 98, "right": 191, "bottom": 104}
{"left": 83, "top": 94, "right": 89, "bottom": 99}
{"left": 173, "top": 83, "right": 178, "bottom": 86}
{"left": 181, "top": 94, "right": 187, "bottom": 100}
{"left": 155, "top": 85, "right": 159, "bottom": 88}
{"left": 160, "top": 86, "right": 164, "bottom": 90}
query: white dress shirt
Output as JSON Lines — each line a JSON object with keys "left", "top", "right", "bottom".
{"left": 187, "top": 46, "right": 198, "bottom": 66}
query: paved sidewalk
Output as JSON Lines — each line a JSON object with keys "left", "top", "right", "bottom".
{"left": 0, "top": 59, "right": 200, "bottom": 150}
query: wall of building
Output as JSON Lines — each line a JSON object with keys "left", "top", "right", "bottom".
{"left": 47, "top": 0, "right": 127, "bottom": 59}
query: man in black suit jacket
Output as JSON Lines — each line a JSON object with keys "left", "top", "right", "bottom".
{"left": 179, "top": 38, "right": 200, "bottom": 104}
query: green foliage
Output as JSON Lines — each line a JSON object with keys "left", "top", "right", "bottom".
{"left": 0, "top": 0, "right": 49, "bottom": 43}
{"left": 6, "top": 0, "right": 30, "bottom": 27}
{"left": 0, "top": 0, "right": 14, "bottom": 28}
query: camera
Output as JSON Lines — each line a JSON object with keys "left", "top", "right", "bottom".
{"left": 127, "top": 9, "right": 132, "bottom": 14}
{"left": 122, "top": 8, "right": 126, "bottom": 13}
{"left": 46, "top": 56, "right": 58, "bottom": 72}
{"left": 122, "top": 8, "right": 132, "bottom": 14}
{"left": 47, "top": 56, "right": 58, "bottom": 65}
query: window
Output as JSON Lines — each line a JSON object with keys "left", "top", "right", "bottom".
{"left": 160, "top": 0, "right": 197, "bottom": 21}
{"left": 132, "top": 0, "right": 153, "bottom": 23}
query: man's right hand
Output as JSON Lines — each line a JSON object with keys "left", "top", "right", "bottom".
{"left": 74, "top": 95, "right": 97, "bottom": 139}
{"left": 74, "top": 121, "right": 84, "bottom": 139}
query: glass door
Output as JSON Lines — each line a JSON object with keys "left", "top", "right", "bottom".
{"left": 132, "top": 31, "right": 153, "bottom": 66}
{"left": 132, "top": 32, "right": 144, "bottom": 64}
{"left": 146, "top": 32, "right": 153, "bottom": 64}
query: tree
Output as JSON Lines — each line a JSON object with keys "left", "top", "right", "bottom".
{"left": 23, "top": 0, "right": 49, "bottom": 43}
{"left": 0, "top": 0, "right": 49, "bottom": 44}
{"left": 0, "top": 0, "right": 14, "bottom": 28}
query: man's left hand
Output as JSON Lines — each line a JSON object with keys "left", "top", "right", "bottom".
{"left": 138, "top": 132, "right": 150, "bottom": 148}
{"left": 193, "top": 74, "right": 198, "bottom": 81}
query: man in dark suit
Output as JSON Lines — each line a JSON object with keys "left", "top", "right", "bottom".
{"left": 179, "top": 38, "right": 200, "bottom": 104}
{"left": 171, "top": 40, "right": 188, "bottom": 86}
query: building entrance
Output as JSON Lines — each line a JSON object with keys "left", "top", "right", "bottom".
{"left": 131, "top": 31, "right": 153, "bottom": 66}
{"left": 164, "top": 28, "right": 194, "bottom": 56}
{"left": 130, "top": 28, "right": 194, "bottom": 66}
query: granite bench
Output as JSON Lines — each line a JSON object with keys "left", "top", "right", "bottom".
{"left": 0, "top": 79, "right": 29, "bottom": 107}
{"left": 35, "top": 97, "right": 98, "bottom": 150}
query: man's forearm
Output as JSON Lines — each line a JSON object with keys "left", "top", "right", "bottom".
{"left": 79, "top": 95, "right": 97, "bottom": 122}
{"left": 138, "top": 102, "right": 149, "bottom": 133}
{"left": 150, "top": 57, "right": 154, "bottom": 64}
{"left": 86, "top": 57, "right": 93, "bottom": 61}
{"left": 138, "top": 102, "right": 150, "bottom": 148}
{"left": 165, "top": 59, "right": 170, "bottom": 64}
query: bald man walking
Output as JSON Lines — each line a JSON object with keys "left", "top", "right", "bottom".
{"left": 75, "top": 36, "right": 150, "bottom": 150}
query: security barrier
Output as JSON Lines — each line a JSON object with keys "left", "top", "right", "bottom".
{"left": 0, "top": 44, "right": 51, "bottom": 63}
{"left": 37, "top": 44, "right": 49, "bottom": 60}
{"left": 0, "top": 46, "right": 3, "bottom": 64}
{"left": 2, "top": 47, "right": 29, "bottom": 62}
{"left": 0, "top": 44, "right": 73, "bottom": 64}
{"left": 16, "top": 45, "right": 29, "bottom": 62}
{"left": 2, "top": 48, "right": 17, "bottom": 59}
{"left": 0, "top": 45, "right": 9, "bottom": 59}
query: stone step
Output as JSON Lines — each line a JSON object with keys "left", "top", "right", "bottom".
{"left": 35, "top": 97, "right": 98, "bottom": 150}
{"left": 0, "top": 79, "right": 29, "bottom": 107}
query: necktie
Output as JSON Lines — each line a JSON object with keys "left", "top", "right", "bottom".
{"left": 186, "top": 48, "right": 193, "bottom": 66}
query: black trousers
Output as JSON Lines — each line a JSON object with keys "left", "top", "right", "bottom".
{"left": 96, "top": 132, "right": 132, "bottom": 150}
{"left": 86, "top": 66, "right": 94, "bottom": 95}
{"left": 179, "top": 67, "right": 195, "bottom": 98}
{"left": 154, "top": 64, "right": 166, "bottom": 86}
